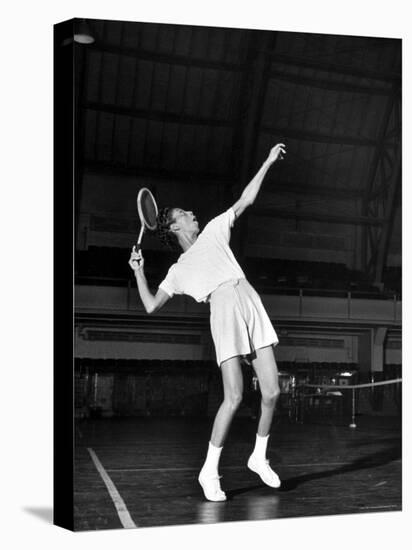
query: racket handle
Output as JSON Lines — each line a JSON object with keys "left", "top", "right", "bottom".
{"left": 136, "top": 225, "right": 145, "bottom": 250}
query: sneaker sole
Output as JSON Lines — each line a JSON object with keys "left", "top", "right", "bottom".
{"left": 198, "top": 476, "right": 227, "bottom": 502}
{"left": 247, "top": 459, "right": 281, "bottom": 489}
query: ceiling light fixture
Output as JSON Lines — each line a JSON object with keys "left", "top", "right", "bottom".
{"left": 74, "top": 19, "right": 95, "bottom": 44}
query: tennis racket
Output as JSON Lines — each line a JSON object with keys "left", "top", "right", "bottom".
{"left": 136, "top": 187, "right": 158, "bottom": 251}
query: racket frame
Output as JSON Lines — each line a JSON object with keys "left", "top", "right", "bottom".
{"left": 136, "top": 187, "right": 158, "bottom": 250}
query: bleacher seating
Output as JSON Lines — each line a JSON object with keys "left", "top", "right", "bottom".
{"left": 75, "top": 247, "right": 401, "bottom": 299}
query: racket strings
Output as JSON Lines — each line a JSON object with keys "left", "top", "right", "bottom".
{"left": 140, "top": 189, "right": 158, "bottom": 230}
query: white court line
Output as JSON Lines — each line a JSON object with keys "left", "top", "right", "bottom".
{"left": 87, "top": 447, "right": 137, "bottom": 529}
{"left": 106, "top": 462, "right": 350, "bottom": 473}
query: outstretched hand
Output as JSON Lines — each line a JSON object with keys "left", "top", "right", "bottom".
{"left": 129, "top": 245, "right": 144, "bottom": 273}
{"left": 267, "top": 143, "right": 286, "bottom": 164}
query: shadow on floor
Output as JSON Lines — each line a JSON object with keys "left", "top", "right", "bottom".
{"left": 279, "top": 442, "right": 401, "bottom": 492}
{"left": 23, "top": 507, "right": 53, "bottom": 524}
{"left": 226, "top": 484, "right": 263, "bottom": 499}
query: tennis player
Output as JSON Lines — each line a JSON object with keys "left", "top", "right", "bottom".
{"left": 129, "top": 143, "right": 286, "bottom": 501}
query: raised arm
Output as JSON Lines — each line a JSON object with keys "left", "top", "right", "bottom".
{"left": 128, "top": 247, "right": 170, "bottom": 314}
{"left": 232, "top": 143, "right": 286, "bottom": 219}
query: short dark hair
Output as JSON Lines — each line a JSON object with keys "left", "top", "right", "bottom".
{"left": 156, "top": 207, "right": 180, "bottom": 251}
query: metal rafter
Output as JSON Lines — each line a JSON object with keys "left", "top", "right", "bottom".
{"left": 266, "top": 181, "right": 362, "bottom": 199}
{"left": 230, "top": 30, "right": 255, "bottom": 183}
{"left": 84, "top": 159, "right": 232, "bottom": 183}
{"left": 361, "top": 85, "right": 401, "bottom": 273}
{"left": 373, "top": 97, "right": 401, "bottom": 283}
{"left": 234, "top": 32, "right": 276, "bottom": 260}
{"left": 141, "top": 25, "right": 161, "bottom": 168}
{"left": 269, "top": 69, "right": 392, "bottom": 96}
{"left": 363, "top": 87, "right": 400, "bottom": 205}
{"left": 270, "top": 52, "right": 401, "bottom": 84}
{"left": 158, "top": 28, "right": 178, "bottom": 170}
{"left": 374, "top": 165, "right": 401, "bottom": 283}
{"left": 261, "top": 124, "right": 379, "bottom": 147}
{"left": 89, "top": 42, "right": 246, "bottom": 73}
{"left": 253, "top": 206, "right": 386, "bottom": 226}
{"left": 173, "top": 27, "right": 194, "bottom": 173}
{"left": 84, "top": 101, "right": 234, "bottom": 128}
{"left": 109, "top": 22, "right": 125, "bottom": 165}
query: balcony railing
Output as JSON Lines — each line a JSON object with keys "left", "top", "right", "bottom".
{"left": 75, "top": 280, "right": 402, "bottom": 324}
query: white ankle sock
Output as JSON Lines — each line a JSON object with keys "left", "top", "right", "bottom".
{"left": 201, "top": 441, "right": 223, "bottom": 475}
{"left": 252, "top": 433, "right": 269, "bottom": 460}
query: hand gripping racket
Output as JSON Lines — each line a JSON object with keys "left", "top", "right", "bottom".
{"left": 136, "top": 187, "right": 158, "bottom": 251}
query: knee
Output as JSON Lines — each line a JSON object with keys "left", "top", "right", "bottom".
{"left": 261, "top": 386, "right": 280, "bottom": 407}
{"left": 224, "top": 390, "right": 243, "bottom": 411}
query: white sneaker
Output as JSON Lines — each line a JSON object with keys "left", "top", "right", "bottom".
{"left": 247, "top": 455, "right": 281, "bottom": 488}
{"left": 198, "top": 471, "right": 227, "bottom": 502}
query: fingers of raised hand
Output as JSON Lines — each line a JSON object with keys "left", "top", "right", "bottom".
{"left": 272, "top": 143, "right": 286, "bottom": 160}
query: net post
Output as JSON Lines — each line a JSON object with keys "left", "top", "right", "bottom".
{"left": 349, "top": 387, "right": 357, "bottom": 428}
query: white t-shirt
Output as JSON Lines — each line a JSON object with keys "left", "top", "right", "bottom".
{"left": 159, "top": 208, "right": 245, "bottom": 302}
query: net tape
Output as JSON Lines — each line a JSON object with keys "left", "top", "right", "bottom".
{"left": 302, "top": 378, "right": 402, "bottom": 391}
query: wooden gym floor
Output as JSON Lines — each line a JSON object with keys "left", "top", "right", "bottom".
{"left": 74, "top": 414, "right": 402, "bottom": 531}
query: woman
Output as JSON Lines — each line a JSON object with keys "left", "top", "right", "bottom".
{"left": 129, "top": 143, "right": 286, "bottom": 502}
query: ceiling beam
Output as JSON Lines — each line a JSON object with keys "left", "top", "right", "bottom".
{"left": 253, "top": 206, "right": 386, "bottom": 225}
{"left": 85, "top": 164, "right": 362, "bottom": 203}
{"left": 363, "top": 90, "right": 400, "bottom": 203}
{"left": 372, "top": 122, "right": 402, "bottom": 283}
{"left": 231, "top": 30, "right": 256, "bottom": 182}
{"left": 360, "top": 87, "right": 400, "bottom": 272}
{"left": 270, "top": 53, "right": 401, "bottom": 84}
{"left": 84, "top": 160, "right": 362, "bottom": 198}
{"left": 368, "top": 181, "right": 393, "bottom": 202}
{"left": 269, "top": 69, "right": 392, "bottom": 96}
{"left": 261, "top": 124, "right": 377, "bottom": 147}
{"left": 90, "top": 42, "right": 246, "bottom": 73}
{"left": 84, "top": 101, "right": 234, "bottom": 128}
{"left": 234, "top": 33, "right": 277, "bottom": 261}
{"left": 267, "top": 181, "right": 362, "bottom": 199}
{"left": 374, "top": 164, "right": 401, "bottom": 283}
{"left": 84, "top": 159, "right": 232, "bottom": 184}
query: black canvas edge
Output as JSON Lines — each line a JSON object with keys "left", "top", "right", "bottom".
{"left": 53, "top": 18, "right": 75, "bottom": 531}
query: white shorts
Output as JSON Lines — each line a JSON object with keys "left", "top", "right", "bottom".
{"left": 209, "top": 278, "right": 279, "bottom": 367}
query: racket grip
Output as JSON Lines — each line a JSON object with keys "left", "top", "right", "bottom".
{"left": 135, "top": 243, "right": 141, "bottom": 251}
{"left": 137, "top": 225, "right": 145, "bottom": 250}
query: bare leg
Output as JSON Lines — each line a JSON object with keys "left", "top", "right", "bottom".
{"left": 210, "top": 356, "right": 244, "bottom": 447}
{"left": 199, "top": 357, "right": 243, "bottom": 501}
{"left": 252, "top": 345, "right": 280, "bottom": 436}
{"left": 247, "top": 345, "right": 281, "bottom": 488}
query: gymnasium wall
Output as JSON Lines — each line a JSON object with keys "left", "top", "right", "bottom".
{"left": 385, "top": 335, "right": 402, "bottom": 364}
{"left": 75, "top": 325, "right": 213, "bottom": 361}
{"left": 75, "top": 324, "right": 401, "bottom": 366}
